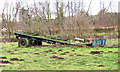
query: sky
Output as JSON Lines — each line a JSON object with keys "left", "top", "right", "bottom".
{"left": 0, "top": 0, "right": 119, "bottom": 20}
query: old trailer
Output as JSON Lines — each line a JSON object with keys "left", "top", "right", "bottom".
{"left": 14, "top": 32, "right": 80, "bottom": 47}
{"left": 14, "top": 32, "right": 106, "bottom": 47}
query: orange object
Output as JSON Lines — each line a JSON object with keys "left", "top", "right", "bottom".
{"left": 90, "top": 35, "right": 92, "bottom": 43}
{"left": 72, "top": 46, "right": 89, "bottom": 48}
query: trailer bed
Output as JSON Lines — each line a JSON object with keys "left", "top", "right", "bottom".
{"left": 14, "top": 32, "right": 80, "bottom": 47}
{"left": 14, "top": 32, "right": 106, "bottom": 47}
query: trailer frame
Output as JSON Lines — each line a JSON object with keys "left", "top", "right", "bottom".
{"left": 14, "top": 32, "right": 106, "bottom": 47}
{"left": 14, "top": 32, "right": 79, "bottom": 47}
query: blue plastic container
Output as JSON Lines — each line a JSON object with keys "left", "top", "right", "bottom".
{"left": 92, "top": 39, "right": 106, "bottom": 47}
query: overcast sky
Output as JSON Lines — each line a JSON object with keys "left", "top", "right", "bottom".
{"left": 0, "top": 0, "right": 119, "bottom": 19}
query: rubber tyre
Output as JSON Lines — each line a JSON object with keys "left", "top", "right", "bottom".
{"left": 34, "top": 40, "right": 42, "bottom": 46}
{"left": 38, "top": 41, "right": 42, "bottom": 45}
{"left": 18, "top": 38, "right": 29, "bottom": 47}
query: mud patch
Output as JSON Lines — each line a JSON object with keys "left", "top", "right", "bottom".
{"left": 52, "top": 52, "right": 57, "bottom": 54}
{"left": 50, "top": 56, "right": 64, "bottom": 60}
{"left": 114, "top": 51, "right": 118, "bottom": 53}
{"left": 20, "top": 59, "right": 24, "bottom": 61}
{"left": 35, "top": 49, "right": 39, "bottom": 51}
{"left": 11, "top": 53, "right": 17, "bottom": 55}
{"left": 57, "top": 57, "right": 64, "bottom": 60}
{"left": 10, "top": 58, "right": 24, "bottom": 61}
{"left": 64, "top": 51, "right": 69, "bottom": 53}
{"left": 48, "top": 50, "right": 52, "bottom": 52}
{"left": 100, "top": 51, "right": 104, "bottom": 52}
{"left": 0, "top": 57, "right": 7, "bottom": 59}
{"left": 74, "top": 53, "right": 78, "bottom": 55}
{"left": 69, "top": 54, "right": 74, "bottom": 56}
{"left": 50, "top": 56, "right": 59, "bottom": 58}
{"left": 23, "top": 52, "right": 28, "bottom": 54}
{"left": 95, "top": 48, "right": 99, "bottom": 50}
{"left": 90, "top": 51, "right": 102, "bottom": 54}
{"left": 10, "top": 58, "right": 19, "bottom": 61}
{"left": 38, "top": 44, "right": 67, "bottom": 48}
{"left": 34, "top": 60, "right": 37, "bottom": 62}
{"left": 44, "top": 50, "right": 52, "bottom": 53}
{"left": 44, "top": 51, "right": 49, "bottom": 53}
{"left": 15, "top": 49, "right": 18, "bottom": 51}
{"left": 34, "top": 53, "right": 39, "bottom": 54}
{"left": 108, "top": 51, "right": 112, "bottom": 53}
{"left": 98, "top": 65, "right": 104, "bottom": 67}
{"left": 58, "top": 49, "right": 62, "bottom": 52}
{"left": 60, "top": 51, "right": 69, "bottom": 55}
{"left": 50, "top": 60, "right": 54, "bottom": 62}
{"left": 72, "top": 46, "right": 89, "bottom": 48}
{"left": 7, "top": 51, "right": 11, "bottom": 53}
{"left": 76, "top": 54, "right": 83, "bottom": 56}
{"left": 44, "top": 55, "right": 47, "bottom": 56}
{"left": 60, "top": 53, "right": 66, "bottom": 55}
{"left": 115, "top": 61, "right": 120, "bottom": 64}
{"left": 72, "top": 50, "right": 75, "bottom": 52}
{"left": 0, "top": 60, "right": 12, "bottom": 64}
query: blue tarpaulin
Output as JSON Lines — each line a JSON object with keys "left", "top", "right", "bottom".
{"left": 92, "top": 39, "right": 106, "bottom": 47}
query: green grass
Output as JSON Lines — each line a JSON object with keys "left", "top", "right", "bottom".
{"left": 85, "top": 32, "right": 118, "bottom": 36}
{"left": 0, "top": 42, "right": 119, "bottom": 70}
{"left": 0, "top": 36, "right": 4, "bottom": 39}
{"left": 96, "top": 32, "right": 118, "bottom": 36}
{"left": 106, "top": 39, "right": 119, "bottom": 46}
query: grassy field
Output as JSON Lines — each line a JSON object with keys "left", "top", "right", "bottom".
{"left": 85, "top": 32, "right": 118, "bottom": 36}
{"left": 0, "top": 42, "right": 119, "bottom": 70}
{"left": 95, "top": 32, "right": 118, "bottom": 36}
{"left": 106, "top": 39, "right": 119, "bottom": 46}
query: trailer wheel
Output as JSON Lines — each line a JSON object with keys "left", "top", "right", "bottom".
{"left": 38, "top": 41, "right": 42, "bottom": 45}
{"left": 34, "top": 40, "right": 42, "bottom": 46}
{"left": 18, "top": 38, "right": 29, "bottom": 47}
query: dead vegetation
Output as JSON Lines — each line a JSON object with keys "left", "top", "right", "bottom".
{"left": 0, "top": 0, "right": 118, "bottom": 41}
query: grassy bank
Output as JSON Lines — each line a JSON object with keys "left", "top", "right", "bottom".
{"left": 0, "top": 42, "right": 119, "bottom": 70}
